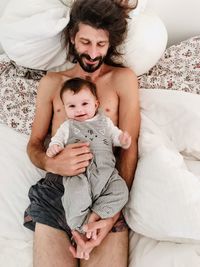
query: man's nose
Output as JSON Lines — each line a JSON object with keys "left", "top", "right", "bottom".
{"left": 87, "top": 45, "right": 99, "bottom": 60}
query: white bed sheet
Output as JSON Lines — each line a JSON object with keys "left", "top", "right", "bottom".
{"left": 129, "top": 231, "right": 200, "bottom": 267}
{"left": 0, "top": 123, "right": 45, "bottom": 267}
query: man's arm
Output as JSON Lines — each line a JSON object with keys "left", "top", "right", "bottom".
{"left": 27, "top": 73, "right": 57, "bottom": 169}
{"left": 116, "top": 68, "right": 140, "bottom": 189}
{"left": 27, "top": 73, "right": 92, "bottom": 176}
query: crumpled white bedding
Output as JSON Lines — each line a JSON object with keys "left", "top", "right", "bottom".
{"left": 124, "top": 89, "right": 200, "bottom": 243}
{"left": 1, "top": 89, "right": 200, "bottom": 267}
{"left": 0, "top": 123, "right": 44, "bottom": 267}
{"left": 0, "top": 238, "right": 32, "bottom": 267}
{"left": 129, "top": 231, "right": 200, "bottom": 267}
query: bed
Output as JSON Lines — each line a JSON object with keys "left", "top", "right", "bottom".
{"left": 0, "top": 0, "right": 200, "bottom": 266}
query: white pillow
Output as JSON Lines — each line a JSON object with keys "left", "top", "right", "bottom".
{"left": 0, "top": 0, "right": 69, "bottom": 70}
{"left": 124, "top": 89, "right": 200, "bottom": 243}
{"left": 123, "top": 10, "right": 168, "bottom": 76}
{"left": 0, "top": 0, "right": 10, "bottom": 54}
{"left": 0, "top": 0, "right": 9, "bottom": 17}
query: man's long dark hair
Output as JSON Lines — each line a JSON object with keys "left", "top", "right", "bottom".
{"left": 63, "top": 0, "right": 137, "bottom": 67}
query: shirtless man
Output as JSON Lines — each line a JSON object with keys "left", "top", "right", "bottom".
{"left": 24, "top": 0, "right": 140, "bottom": 266}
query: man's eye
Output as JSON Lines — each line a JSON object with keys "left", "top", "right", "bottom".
{"left": 98, "top": 42, "right": 106, "bottom": 47}
{"left": 81, "top": 41, "right": 89, "bottom": 45}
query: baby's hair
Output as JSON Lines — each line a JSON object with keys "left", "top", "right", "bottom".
{"left": 60, "top": 77, "right": 98, "bottom": 102}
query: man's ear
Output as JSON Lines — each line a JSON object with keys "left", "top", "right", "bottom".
{"left": 70, "top": 36, "right": 75, "bottom": 44}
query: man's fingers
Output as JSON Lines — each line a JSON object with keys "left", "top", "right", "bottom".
{"left": 65, "top": 142, "right": 89, "bottom": 151}
{"left": 72, "top": 231, "right": 86, "bottom": 247}
{"left": 83, "top": 220, "right": 107, "bottom": 232}
{"left": 69, "top": 244, "right": 90, "bottom": 260}
{"left": 84, "top": 252, "right": 90, "bottom": 260}
{"left": 69, "top": 245, "right": 76, "bottom": 258}
{"left": 74, "top": 153, "right": 93, "bottom": 164}
{"left": 86, "top": 231, "right": 92, "bottom": 239}
{"left": 72, "top": 231, "right": 95, "bottom": 251}
{"left": 63, "top": 143, "right": 93, "bottom": 159}
{"left": 92, "top": 231, "right": 97, "bottom": 240}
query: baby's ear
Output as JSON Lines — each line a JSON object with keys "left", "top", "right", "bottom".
{"left": 95, "top": 100, "right": 100, "bottom": 109}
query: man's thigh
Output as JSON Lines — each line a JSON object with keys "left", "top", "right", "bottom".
{"left": 80, "top": 229, "right": 129, "bottom": 267}
{"left": 34, "top": 223, "right": 78, "bottom": 267}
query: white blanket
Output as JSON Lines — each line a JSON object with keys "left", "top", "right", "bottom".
{"left": 129, "top": 231, "right": 200, "bottom": 267}
{"left": 0, "top": 124, "right": 45, "bottom": 267}
{"left": 124, "top": 89, "right": 200, "bottom": 243}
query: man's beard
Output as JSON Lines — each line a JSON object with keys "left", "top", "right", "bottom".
{"left": 73, "top": 47, "right": 105, "bottom": 73}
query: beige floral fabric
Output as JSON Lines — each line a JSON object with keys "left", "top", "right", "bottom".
{"left": 139, "top": 35, "right": 200, "bottom": 94}
{"left": 0, "top": 54, "right": 46, "bottom": 135}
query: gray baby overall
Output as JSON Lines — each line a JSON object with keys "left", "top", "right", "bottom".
{"left": 62, "top": 113, "right": 129, "bottom": 231}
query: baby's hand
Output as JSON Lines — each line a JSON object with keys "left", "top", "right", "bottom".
{"left": 119, "top": 131, "right": 132, "bottom": 149}
{"left": 46, "top": 144, "right": 63, "bottom": 157}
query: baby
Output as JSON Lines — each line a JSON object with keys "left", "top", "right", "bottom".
{"left": 46, "top": 77, "right": 131, "bottom": 238}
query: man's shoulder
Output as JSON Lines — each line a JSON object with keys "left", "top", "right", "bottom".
{"left": 103, "top": 64, "right": 136, "bottom": 81}
{"left": 108, "top": 66, "right": 137, "bottom": 87}
{"left": 38, "top": 70, "right": 72, "bottom": 92}
{"left": 43, "top": 71, "right": 70, "bottom": 84}
{"left": 111, "top": 65, "right": 136, "bottom": 78}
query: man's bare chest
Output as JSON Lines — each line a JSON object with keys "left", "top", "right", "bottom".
{"left": 97, "top": 85, "right": 118, "bottom": 121}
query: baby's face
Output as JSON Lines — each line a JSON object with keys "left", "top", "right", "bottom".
{"left": 63, "top": 87, "right": 99, "bottom": 121}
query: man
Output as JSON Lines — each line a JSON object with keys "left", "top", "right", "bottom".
{"left": 24, "top": 0, "right": 140, "bottom": 266}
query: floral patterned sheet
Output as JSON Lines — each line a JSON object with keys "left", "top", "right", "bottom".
{"left": 0, "top": 54, "right": 46, "bottom": 135}
{"left": 139, "top": 35, "right": 200, "bottom": 94}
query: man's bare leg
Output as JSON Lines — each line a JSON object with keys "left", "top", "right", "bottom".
{"left": 34, "top": 223, "right": 78, "bottom": 267}
{"left": 80, "top": 229, "right": 129, "bottom": 267}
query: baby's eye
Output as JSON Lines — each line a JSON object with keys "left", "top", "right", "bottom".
{"left": 69, "top": 105, "right": 75, "bottom": 108}
{"left": 82, "top": 102, "right": 88, "bottom": 106}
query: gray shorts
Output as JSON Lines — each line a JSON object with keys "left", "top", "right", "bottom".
{"left": 24, "top": 173, "right": 128, "bottom": 239}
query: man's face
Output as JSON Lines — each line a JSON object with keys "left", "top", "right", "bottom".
{"left": 72, "top": 23, "right": 109, "bottom": 73}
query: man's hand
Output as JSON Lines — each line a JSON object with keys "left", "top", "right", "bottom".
{"left": 69, "top": 212, "right": 120, "bottom": 260}
{"left": 85, "top": 212, "right": 100, "bottom": 240}
{"left": 46, "top": 142, "right": 93, "bottom": 176}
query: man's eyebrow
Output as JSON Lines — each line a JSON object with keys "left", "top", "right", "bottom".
{"left": 98, "top": 40, "right": 109, "bottom": 44}
{"left": 79, "top": 37, "right": 108, "bottom": 43}
{"left": 79, "top": 37, "right": 90, "bottom": 41}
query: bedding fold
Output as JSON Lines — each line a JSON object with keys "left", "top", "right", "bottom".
{"left": 124, "top": 89, "right": 200, "bottom": 243}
